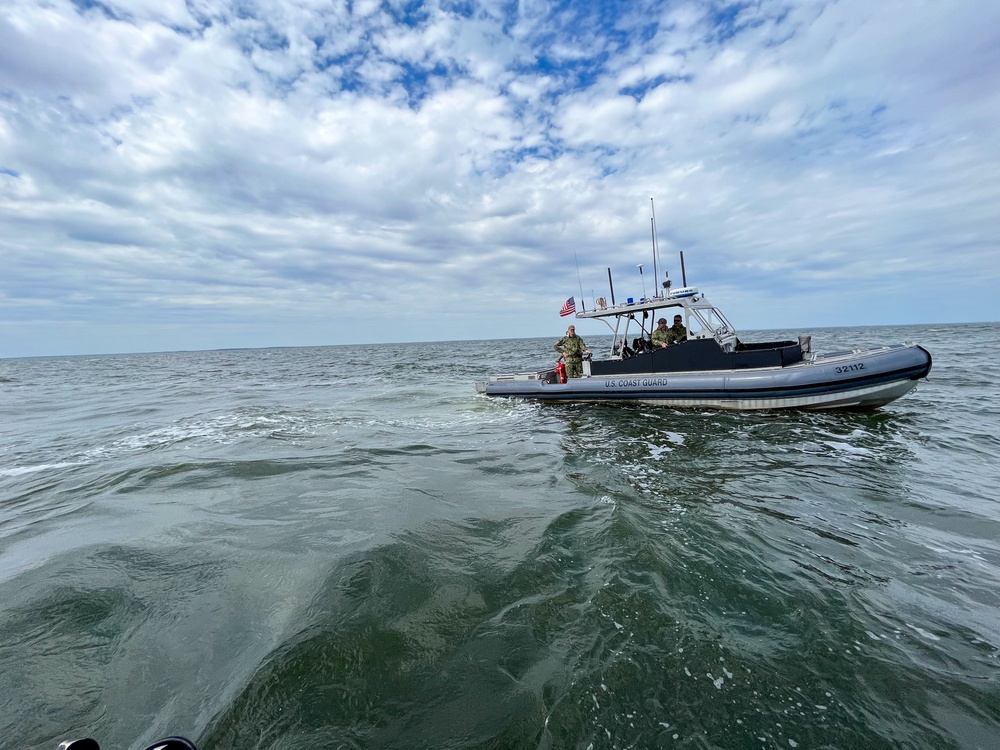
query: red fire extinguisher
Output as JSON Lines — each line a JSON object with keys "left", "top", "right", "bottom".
{"left": 555, "top": 362, "right": 567, "bottom": 383}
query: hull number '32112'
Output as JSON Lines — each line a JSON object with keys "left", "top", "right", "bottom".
{"left": 835, "top": 363, "right": 866, "bottom": 374}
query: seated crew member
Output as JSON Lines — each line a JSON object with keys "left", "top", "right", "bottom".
{"left": 651, "top": 318, "right": 671, "bottom": 348}
{"left": 667, "top": 314, "right": 688, "bottom": 345}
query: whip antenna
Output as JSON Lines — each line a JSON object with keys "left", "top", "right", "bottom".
{"left": 651, "top": 198, "right": 663, "bottom": 297}
{"left": 650, "top": 218, "right": 656, "bottom": 284}
{"left": 574, "top": 250, "right": 585, "bottom": 312}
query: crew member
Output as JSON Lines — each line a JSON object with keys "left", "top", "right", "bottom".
{"left": 554, "top": 325, "right": 590, "bottom": 378}
{"left": 651, "top": 318, "right": 671, "bottom": 348}
{"left": 667, "top": 314, "right": 688, "bottom": 345}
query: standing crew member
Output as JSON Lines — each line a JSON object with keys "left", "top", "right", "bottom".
{"left": 554, "top": 325, "right": 590, "bottom": 378}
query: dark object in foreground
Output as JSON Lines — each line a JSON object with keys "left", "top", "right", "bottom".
{"left": 58, "top": 738, "right": 198, "bottom": 750}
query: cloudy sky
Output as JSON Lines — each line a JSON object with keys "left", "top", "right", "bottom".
{"left": 1, "top": 0, "right": 998, "bottom": 357}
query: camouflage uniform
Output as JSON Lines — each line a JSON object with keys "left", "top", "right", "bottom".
{"left": 651, "top": 326, "right": 671, "bottom": 348}
{"left": 554, "top": 333, "right": 588, "bottom": 378}
{"left": 667, "top": 322, "right": 688, "bottom": 345}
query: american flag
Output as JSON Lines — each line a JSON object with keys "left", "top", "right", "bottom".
{"left": 559, "top": 297, "right": 576, "bottom": 317}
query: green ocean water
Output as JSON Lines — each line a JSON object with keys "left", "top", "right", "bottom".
{"left": 1, "top": 323, "right": 997, "bottom": 750}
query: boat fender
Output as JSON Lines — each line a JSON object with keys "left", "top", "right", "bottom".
{"left": 555, "top": 362, "right": 567, "bottom": 384}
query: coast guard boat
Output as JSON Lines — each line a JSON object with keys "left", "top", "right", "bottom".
{"left": 475, "top": 285, "right": 931, "bottom": 410}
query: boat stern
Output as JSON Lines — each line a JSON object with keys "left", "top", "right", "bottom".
{"left": 476, "top": 367, "right": 561, "bottom": 397}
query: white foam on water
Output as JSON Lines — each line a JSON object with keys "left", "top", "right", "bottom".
{"left": 0, "top": 461, "right": 84, "bottom": 478}
{"left": 822, "top": 440, "right": 873, "bottom": 456}
{"left": 647, "top": 442, "right": 673, "bottom": 458}
{"left": 906, "top": 623, "right": 941, "bottom": 641}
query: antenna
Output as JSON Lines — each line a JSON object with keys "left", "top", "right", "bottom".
{"left": 574, "top": 250, "right": 585, "bottom": 309}
{"left": 680, "top": 250, "right": 687, "bottom": 287}
{"left": 638, "top": 264, "right": 647, "bottom": 300}
{"left": 650, "top": 198, "right": 661, "bottom": 296}
{"left": 649, "top": 218, "right": 657, "bottom": 296}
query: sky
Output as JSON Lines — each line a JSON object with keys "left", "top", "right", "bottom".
{"left": 1, "top": 0, "right": 998, "bottom": 358}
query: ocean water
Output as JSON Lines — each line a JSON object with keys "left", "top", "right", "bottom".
{"left": 1, "top": 323, "right": 998, "bottom": 750}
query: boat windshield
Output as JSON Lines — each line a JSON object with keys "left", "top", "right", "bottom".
{"left": 688, "top": 306, "right": 735, "bottom": 338}
{"left": 601, "top": 296, "right": 737, "bottom": 357}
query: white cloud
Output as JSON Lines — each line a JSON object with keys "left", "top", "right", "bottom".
{"left": 1, "top": 0, "right": 998, "bottom": 357}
